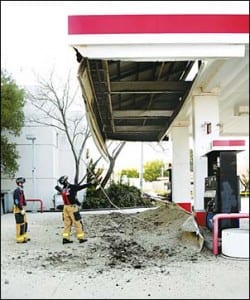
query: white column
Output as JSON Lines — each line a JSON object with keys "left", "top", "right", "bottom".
{"left": 171, "top": 125, "right": 190, "bottom": 205}
{"left": 192, "top": 94, "right": 220, "bottom": 210}
{"left": 139, "top": 142, "right": 144, "bottom": 193}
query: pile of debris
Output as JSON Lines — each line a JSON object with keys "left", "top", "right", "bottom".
{"left": 80, "top": 202, "right": 209, "bottom": 270}
{"left": 10, "top": 202, "right": 212, "bottom": 273}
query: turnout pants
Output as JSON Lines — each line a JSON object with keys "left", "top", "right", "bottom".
{"left": 13, "top": 205, "right": 29, "bottom": 243}
{"left": 62, "top": 205, "right": 85, "bottom": 240}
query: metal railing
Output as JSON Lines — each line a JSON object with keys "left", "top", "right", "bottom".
{"left": 212, "top": 213, "right": 249, "bottom": 255}
{"left": 26, "top": 199, "right": 44, "bottom": 213}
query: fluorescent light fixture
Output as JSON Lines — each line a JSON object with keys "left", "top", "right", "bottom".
{"left": 185, "top": 60, "right": 199, "bottom": 81}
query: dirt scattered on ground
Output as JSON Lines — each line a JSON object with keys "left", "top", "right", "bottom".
{"left": 5, "top": 202, "right": 214, "bottom": 275}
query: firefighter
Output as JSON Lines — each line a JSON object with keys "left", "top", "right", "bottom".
{"left": 57, "top": 175, "right": 94, "bottom": 244}
{"left": 13, "top": 177, "right": 30, "bottom": 243}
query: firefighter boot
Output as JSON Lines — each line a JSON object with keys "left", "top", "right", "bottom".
{"left": 62, "top": 238, "right": 73, "bottom": 244}
{"left": 79, "top": 238, "right": 88, "bottom": 243}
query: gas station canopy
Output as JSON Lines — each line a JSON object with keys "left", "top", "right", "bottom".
{"left": 68, "top": 7, "right": 249, "bottom": 157}
{"left": 77, "top": 58, "right": 197, "bottom": 142}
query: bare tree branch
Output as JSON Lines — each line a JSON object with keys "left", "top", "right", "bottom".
{"left": 25, "top": 69, "right": 126, "bottom": 187}
{"left": 26, "top": 70, "right": 91, "bottom": 183}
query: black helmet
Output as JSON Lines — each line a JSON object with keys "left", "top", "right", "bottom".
{"left": 58, "top": 175, "right": 68, "bottom": 185}
{"left": 16, "top": 177, "right": 25, "bottom": 185}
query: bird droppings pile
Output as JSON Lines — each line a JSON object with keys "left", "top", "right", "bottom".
{"left": 3, "top": 202, "right": 214, "bottom": 276}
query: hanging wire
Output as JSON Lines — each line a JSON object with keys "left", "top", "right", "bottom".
{"left": 83, "top": 158, "right": 156, "bottom": 225}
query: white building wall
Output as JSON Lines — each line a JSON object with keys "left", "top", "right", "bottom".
{"left": 1, "top": 123, "right": 87, "bottom": 212}
{"left": 1, "top": 125, "right": 58, "bottom": 211}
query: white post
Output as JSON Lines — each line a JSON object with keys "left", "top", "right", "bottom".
{"left": 139, "top": 142, "right": 144, "bottom": 193}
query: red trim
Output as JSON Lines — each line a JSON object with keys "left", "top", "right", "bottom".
{"left": 176, "top": 202, "right": 192, "bottom": 213}
{"left": 68, "top": 15, "right": 249, "bottom": 35}
{"left": 61, "top": 191, "right": 71, "bottom": 205}
{"left": 20, "top": 191, "right": 25, "bottom": 206}
{"left": 194, "top": 210, "right": 206, "bottom": 226}
{"left": 212, "top": 140, "right": 246, "bottom": 147}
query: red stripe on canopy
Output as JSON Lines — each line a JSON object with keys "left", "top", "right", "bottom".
{"left": 212, "top": 140, "right": 246, "bottom": 147}
{"left": 68, "top": 14, "right": 249, "bottom": 35}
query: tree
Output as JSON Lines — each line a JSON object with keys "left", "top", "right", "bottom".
{"left": 1, "top": 69, "right": 25, "bottom": 177}
{"left": 240, "top": 171, "right": 249, "bottom": 193}
{"left": 119, "top": 168, "right": 139, "bottom": 178}
{"left": 26, "top": 70, "right": 90, "bottom": 184}
{"left": 143, "top": 159, "right": 166, "bottom": 182}
{"left": 101, "top": 141, "right": 126, "bottom": 188}
{"left": 26, "top": 70, "right": 125, "bottom": 186}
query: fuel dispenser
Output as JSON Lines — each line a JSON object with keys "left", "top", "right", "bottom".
{"left": 204, "top": 150, "right": 241, "bottom": 236}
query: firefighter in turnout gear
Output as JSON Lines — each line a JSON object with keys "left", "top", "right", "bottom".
{"left": 56, "top": 175, "right": 94, "bottom": 244}
{"left": 13, "top": 177, "right": 30, "bottom": 243}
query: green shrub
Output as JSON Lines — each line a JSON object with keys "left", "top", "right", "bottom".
{"left": 240, "top": 191, "right": 249, "bottom": 197}
{"left": 83, "top": 183, "right": 153, "bottom": 209}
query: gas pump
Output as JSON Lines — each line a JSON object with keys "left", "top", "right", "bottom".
{"left": 204, "top": 150, "right": 241, "bottom": 236}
